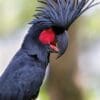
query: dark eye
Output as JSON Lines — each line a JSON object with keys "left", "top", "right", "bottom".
{"left": 52, "top": 26, "right": 65, "bottom": 34}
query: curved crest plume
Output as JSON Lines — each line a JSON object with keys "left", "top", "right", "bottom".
{"left": 32, "top": 0, "right": 100, "bottom": 29}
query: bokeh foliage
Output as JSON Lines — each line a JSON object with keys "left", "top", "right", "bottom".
{"left": 0, "top": 0, "right": 38, "bottom": 36}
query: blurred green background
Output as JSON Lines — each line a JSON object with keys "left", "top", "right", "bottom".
{"left": 0, "top": 0, "right": 100, "bottom": 100}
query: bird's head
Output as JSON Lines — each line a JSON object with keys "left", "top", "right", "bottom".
{"left": 30, "top": 0, "right": 100, "bottom": 58}
{"left": 39, "top": 27, "right": 68, "bottom": 58}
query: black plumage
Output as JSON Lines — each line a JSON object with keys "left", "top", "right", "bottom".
{"left": 0, "top": 0, "right": 99, "bottom": 100}
{"left": 0, "top": 24, "right": 50, "bottom": 100}
{"left": 33, "top": 0, "right": 100, "bottom": 29}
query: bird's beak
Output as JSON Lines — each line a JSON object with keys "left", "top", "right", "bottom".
{"left": 49, "top": 31, "right": 68, "bottom": 58}
{"left": 56, "top": 31, "right": 68, "bottom": 58}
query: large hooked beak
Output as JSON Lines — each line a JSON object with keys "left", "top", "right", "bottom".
{"left": 56, "top": 31, "right": 68, "bottom": 58}
{"left": 50, "top": 31, "right": 68, "bottom": 58}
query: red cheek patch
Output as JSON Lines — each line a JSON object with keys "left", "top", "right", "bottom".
{"left": 39, "top": 28, "right": 56, "bottom": 44}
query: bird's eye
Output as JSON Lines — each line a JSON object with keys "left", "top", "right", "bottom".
{"left": 52, "top": 26, "right": 65, "bottom": 34}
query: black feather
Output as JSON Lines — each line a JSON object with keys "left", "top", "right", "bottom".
{"left": 33, "top": 0, "right": 100, "bottom": 29}
{"left": 0, "top": 23, "right": 50, "bottom": 100}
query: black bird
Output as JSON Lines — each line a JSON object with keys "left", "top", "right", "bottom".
{"left": 0, "top": 0, "right": 99, "bottom": 100}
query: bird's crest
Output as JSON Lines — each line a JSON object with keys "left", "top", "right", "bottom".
{"left": 32, "top": 0, "right": 100, "bottom": 29}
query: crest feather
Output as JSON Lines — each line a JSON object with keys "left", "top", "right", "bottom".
{"left": 32, "top": 0, "right": 100, "bottom": 29}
